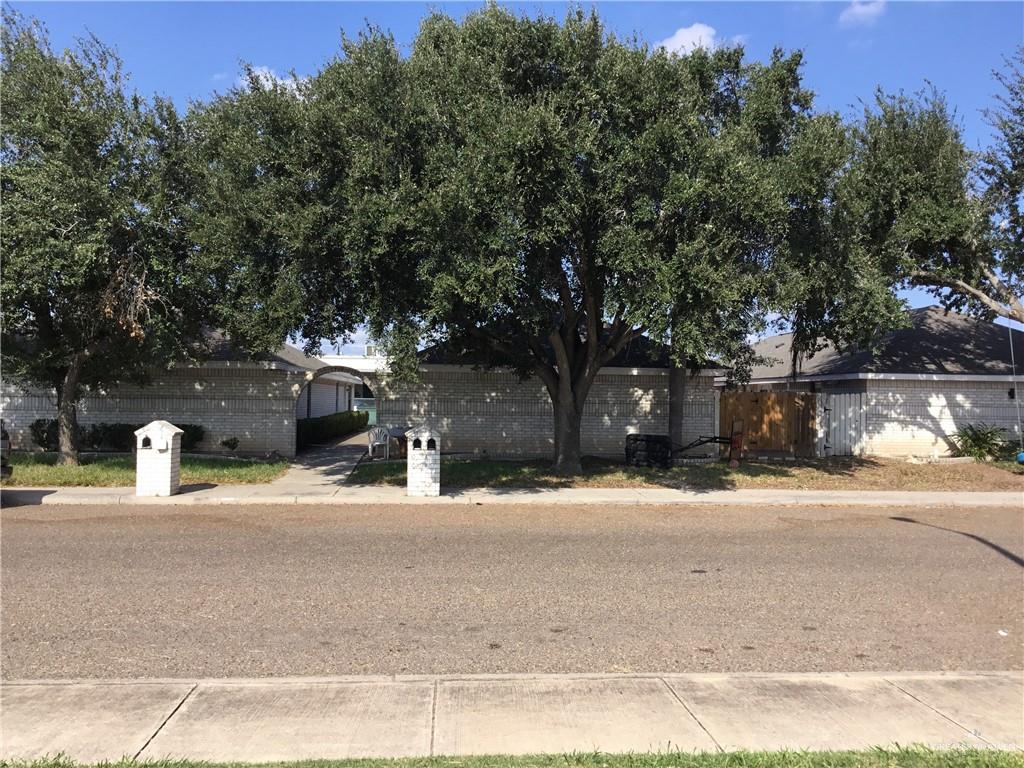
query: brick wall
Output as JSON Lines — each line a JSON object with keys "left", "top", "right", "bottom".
{"left": 1, "top": 365, "right": 306, "bottom": 457}
{"left": 1, "top": 362, "right": 724, "bottom": 461}
{"left": 377, "top": 366, "right": 719, "bottom": 458}
{"left": 863, "top": 379, "right": 1022, "bottom": 456}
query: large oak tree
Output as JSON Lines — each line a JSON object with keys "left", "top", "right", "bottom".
{"left": 313, "top": 7, "right": 850, "bottom": 473}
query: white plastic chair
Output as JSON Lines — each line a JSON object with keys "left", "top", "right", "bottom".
{"left": 368, "top": 426, "right": 390, "bottom": 460}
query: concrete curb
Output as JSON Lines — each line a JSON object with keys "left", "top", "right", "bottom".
{"left": 5, "top": 669, "right": 1019, "bottom": 686}
{"left": 4, "top": 672, "right": 1022, "bottom": 760}
{"left": 3, "top": 486, "right": 1022, "bottom": 508}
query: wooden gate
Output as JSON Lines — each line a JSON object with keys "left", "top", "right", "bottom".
{"left": 818, "top": 392, "right": 866, "bottom": 456}
{"left": 719, "top": 391, "right": 817, "bottom": 457}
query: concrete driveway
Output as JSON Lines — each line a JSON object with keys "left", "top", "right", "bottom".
{"left": 2, "top": 502, "right": 1021, "bottom": 679}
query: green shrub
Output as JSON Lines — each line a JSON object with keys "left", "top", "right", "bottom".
{"left": 950, "top": 423, "right": 1010, "bottom": 460}
{"left": 180, "top": 424, "right": 205, "bottom": 451}
{"left": 84, "top": 422, "right": 138, "bottom": 451}
{"left": 29, "top": 418, "right": 60, "bottom": 450}
{"left": 220, "top": 436, "right": 240, "bottom": 452}
{"left": 297, "top": 409, "right": 369, "bottom": 449}
{"left": 28, "top": 419, "right": 205, "bottom": 452}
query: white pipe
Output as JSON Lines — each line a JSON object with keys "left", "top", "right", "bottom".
{"left": 1009, "top": 324, "right": 1023, "bottom": 452}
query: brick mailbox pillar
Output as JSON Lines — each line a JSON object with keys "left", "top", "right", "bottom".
{"left": 406, "top": 425, "right": 440, "bottom": 497}
{"left": 135, "top": 420, "right": 185, "bottom": 497}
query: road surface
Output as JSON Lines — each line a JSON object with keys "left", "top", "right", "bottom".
{"left": 2, "top": 502, "right": 1021, "bottom": 678}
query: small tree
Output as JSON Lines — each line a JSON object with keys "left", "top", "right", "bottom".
{"left": 316, "top": 8, "right": 849, "bottom": 473}
{"left": 1, "top": 13, "right": 212, "bottom": 463}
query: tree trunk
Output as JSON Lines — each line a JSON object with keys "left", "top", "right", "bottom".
{"left": 552, "top": 396, "right": 583, "bottom": 475}
{"left": 668, "top": 363, "right": 687, "bottom": 454}
{"left": 56, "top": 356, "right": 85, "bottom": 466}
{"left": 529, "top": 321, "right": 640, "bottom": 476}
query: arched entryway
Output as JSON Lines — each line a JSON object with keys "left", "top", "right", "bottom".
{"left": 275, "top": 365, "right": 380, "bottom": 489}
{"left": 292, "top": 364, "right": 379, "bottom": 452}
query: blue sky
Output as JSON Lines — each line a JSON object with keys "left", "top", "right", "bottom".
{"left": 17, "top": 1, "right": 1020, "bottom": 149}
{"left": 15, "top": 1, "right": 1022, "bottom": 349}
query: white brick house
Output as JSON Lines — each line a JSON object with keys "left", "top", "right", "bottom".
{"left": 1, "top": 332, "right": 721, "bottom": 462}
{"left": 1, "top": 338, "right": 363, "bottom": 458}
{"left": 730, "top": 307, "right": 1024, "bottom": 458}
{"left": 374, "top": 339, "right": 723, "bottom": 459}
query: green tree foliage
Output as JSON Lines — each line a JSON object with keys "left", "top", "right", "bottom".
{"left": 7, "top": 5, "right": 1016, "bottom": 477}
{"left": 312, "top": 7, "right": 849, "bottom": 473}
{"left": 792, "top": 51, "right": 1024, "bottom": 356}
{"left": 976, "top": 48, "right": 1024, "bottom": 322}
{"left": 1, "top": 12, "right": 214, "bottom": 463}
{"left": 186, "top": 67, "right": 365, "bottom": 354}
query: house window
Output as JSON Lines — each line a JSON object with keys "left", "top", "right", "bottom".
{"left": 1010, "top": 387, "right": 1016, "bottom": 400}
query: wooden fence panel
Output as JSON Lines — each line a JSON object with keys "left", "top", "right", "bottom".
{"left": 719, "top": 391, "right": 817, "bottom": 457}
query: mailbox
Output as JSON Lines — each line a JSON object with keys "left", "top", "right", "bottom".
{"left": 135, "top": 420, "right": 185, "bottom": 497}
{"left": 406, "top": 424, "right": 440, "bottom": 497}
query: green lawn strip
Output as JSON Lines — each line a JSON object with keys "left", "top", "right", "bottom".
{"left": 10, "top": 748, "right": 1023, "bottom": 768}
{"left": 993, "top": 460, "right": 1024, "bottom": 475}
{"left": 348, "top": 455, "right": 1024, "bottom": 491}
{"left": 1, "top": 453, "right": 289, "bottom": 487}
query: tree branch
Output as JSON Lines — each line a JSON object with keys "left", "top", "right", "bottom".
{"left": 526, "top": 337, "right": 560, "bottom": 399}
{"left": 908, "top": 269, "right": 1023, "bottom": 323}
{"left": 979, "top": 264, "right": 1024, "bottom": 322}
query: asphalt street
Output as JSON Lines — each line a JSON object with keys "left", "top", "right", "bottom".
{"left": 2, "top": 502, "right": 1021, "bottom": 679}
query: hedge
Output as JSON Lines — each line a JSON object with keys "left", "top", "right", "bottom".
{"left": 29, "top": 419, "right": 205, "bottom": 452}
{"left": 296, "top": 410, "right": 369, "bottom": 449}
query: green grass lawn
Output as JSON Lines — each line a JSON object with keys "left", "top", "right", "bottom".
{"left": 349, "top": 455, "right": 1024, "bottom": 491}
{"left": 11, "top": 748, "right": 1024, "bottom": 768}
{"left": 1, "top": 452, "right": 290, "bottom": 487}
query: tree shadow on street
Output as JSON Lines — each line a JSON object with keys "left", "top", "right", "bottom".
{"left": 890, "top": 515, "right": 1024, "bottom": 568}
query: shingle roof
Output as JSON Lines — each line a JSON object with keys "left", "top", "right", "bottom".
{"left": 203, "top": 330, "right": 327, "bottom": 372}
{"left": 419, "top": 334, "right": 724, "bottom": 370}
{"left": 750, "top": 306, "right": 1024, "bottom": 380}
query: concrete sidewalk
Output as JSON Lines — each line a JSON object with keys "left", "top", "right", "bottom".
{"left": 2, "top": 484, "right": 1021, "bottom": 507}
{"left": 3, "top": 672, "right": 1021, "bottom": 760}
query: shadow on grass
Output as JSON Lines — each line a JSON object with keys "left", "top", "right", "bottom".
{"left": 348, "top": 455, "right": 890, "bottom": 490}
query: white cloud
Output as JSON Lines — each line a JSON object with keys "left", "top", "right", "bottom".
{"left": 657, "top": 23, "right": 719, "bottom": 55}
{"left": 237, "top": 65, "right": 299, "bottom": 92}
{"left": 839, "top": 0, "right": 886, "bottom": 27}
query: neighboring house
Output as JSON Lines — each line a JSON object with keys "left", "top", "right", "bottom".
{"left": 294, "top": 370, "right": 362, "bottom": 420}
{"left": 1, "top": 335, "right": 362, "bottom": 458}
{"left": 319, "top": 344, "right": 387, "bottom": 375}
{"left": 374, "top": 336, "right": 725, "bottom": 458}
{"left": 730, "top": 306, "right": 1023, "bottom": 457}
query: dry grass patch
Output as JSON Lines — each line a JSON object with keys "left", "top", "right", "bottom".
{"left": 349, "top": 455, "right": 1024, "bottom": 491}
